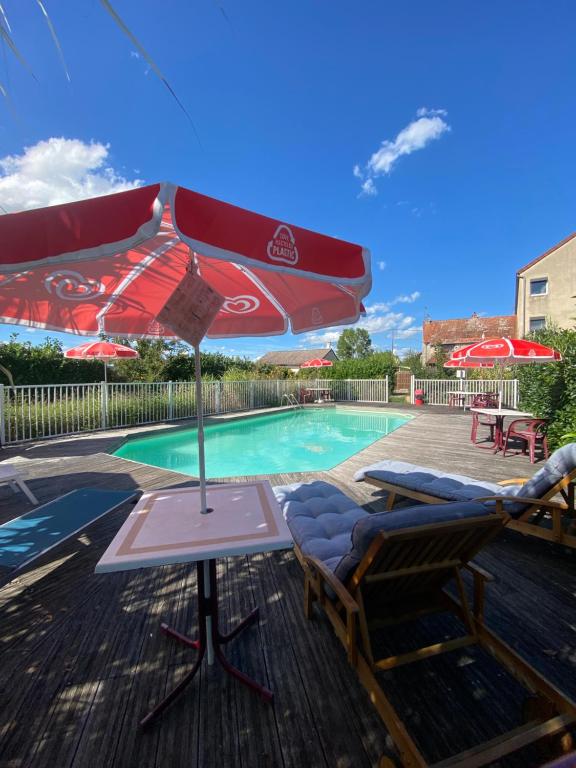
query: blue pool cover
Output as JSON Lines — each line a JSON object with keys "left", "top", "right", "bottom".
{"left": 0, "top": 488, "right": 137, "bottom": 570}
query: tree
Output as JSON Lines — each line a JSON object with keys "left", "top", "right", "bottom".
{"left": 336, "top": 329, "right": 373, "bottom": 359}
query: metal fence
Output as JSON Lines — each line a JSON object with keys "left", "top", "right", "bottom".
{"left": 0, "top": 377, "right": 389, "bottom": 445}
{"left": 411, "top": 378, "right": 518, "bottom": 408}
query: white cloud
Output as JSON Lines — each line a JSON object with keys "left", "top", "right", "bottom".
{"left": 377, "top": 260, "right": 386, "bottom": 271}
{"left": 0, "top": 138, "right": 143, "bottom": 212}
{"left": 393, "top": 291, "right": 421, "bottom": 304}
{"left": 354, "top": 108, "right": 450, "bottom": 196}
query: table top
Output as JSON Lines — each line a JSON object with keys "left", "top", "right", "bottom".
{"left": 470, "top": 407, "right": 533, "bottom": 418}
{"left": 95, "top": 481, "right": 293, "bottom": 574}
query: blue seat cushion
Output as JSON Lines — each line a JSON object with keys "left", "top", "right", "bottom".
{"left": 334, "top": 500, "right": 491, "bottom": 584}
{"left": 354, "top": 460, "right": 515, "bottom": 502}
{"left": 273, "top": 481, "right": 369, "bottom": 573}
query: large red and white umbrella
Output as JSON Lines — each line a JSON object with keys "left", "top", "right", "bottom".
{"left": 64, "top": 340, "right": 139, "bottom": 382}
{"left": 300, "top": 358, "right": 334, "bottom": 368}
{"left": 450, "top": 337, "right": 561, "bottom": 406}
{"left": 0, "top": 183, "right": 371, "bottom": 513}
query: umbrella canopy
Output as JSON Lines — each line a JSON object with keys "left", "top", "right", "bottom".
{"left": 64, "top": 341, "right": 139, "bottom": 361}
{"left": 443, "top": 359, "right": 494, "bottom": 369}
{"left": 300, "top": 358, "right": 334, "bottom": 368}
{"left": 0, "top": 183, "right": 370, "bottom": 338}
{"left": 65, "top": 340, "right": 139, "bottom": 382}
{"left": 0, "top": 184, "right": 371, "bottom": 517}
{"left": 451, "top": 338, "right": 561, "bottom": 364}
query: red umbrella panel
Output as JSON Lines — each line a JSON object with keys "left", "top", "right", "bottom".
{"left": 443, "top": 360, "right": 494, "bottom": 369}
{"left": 300, "top": 358, "right": 334, "bottom": 368}
{"left": 64, "top": 341, "right": 139, "bottom": 382}
{"left": 0, "top": 183, "right": 370, "bottom": 339}
{"left": 0, "top": 183, "right": 371, "bottom": 513}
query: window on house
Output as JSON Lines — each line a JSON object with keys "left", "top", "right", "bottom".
{"left": 530, "top": 278, "right": 548, "bottom": 296}
{"left": 529, "top": 317, "right": 546, "bottom": 332}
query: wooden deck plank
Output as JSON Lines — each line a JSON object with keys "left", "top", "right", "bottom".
{"left": 1, "top": 405, "right": 574, "bottom": 767}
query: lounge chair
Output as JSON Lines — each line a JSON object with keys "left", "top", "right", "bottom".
{"left": 0, "top": 487, "right": 138, "bottom": 584}
{"left": 355, "top": 443, "right": 576, "bottom": 549}
{"left": 274, "top": 480, "right": 576, "bottom": 767}
{"left": 0, "top": 462, "right": 39, "bottom": 505}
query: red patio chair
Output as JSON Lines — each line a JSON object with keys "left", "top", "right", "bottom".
{"left": 470, "top": 393, "right": 497, "bottom": 444}
{"left": 503, "top": 418, "right": 549, "bottom": 464}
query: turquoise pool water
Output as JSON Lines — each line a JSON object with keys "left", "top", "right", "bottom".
{"left": 114, "top": 408, "right": 411, "bottom": 477}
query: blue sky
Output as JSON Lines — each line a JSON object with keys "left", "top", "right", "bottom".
{"left": 1, "top": 0, "right": 575, "bottom": 359}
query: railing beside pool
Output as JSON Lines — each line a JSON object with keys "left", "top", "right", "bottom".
{"left": 0, "top": 377, "right": 391, "bottom": 445}
{"left": 411, "top": 378, "right": 518, "bottom": 408}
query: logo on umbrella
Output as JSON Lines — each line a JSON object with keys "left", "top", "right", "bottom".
{"left": 267, "top": 225, "right": 299, "bottom": 266}
{"left": 44, "top": 270, "right": 105, "bottom": 301}
{"left": 221, "top": 295, "right": 260, "bottom": 314}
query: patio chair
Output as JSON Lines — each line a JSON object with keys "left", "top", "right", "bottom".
{"left": 503, "top": 418, "right": 549, "bottom": 464}
{"left": 470, "top": 393, "right": 498, "bottom": 444}
{"left": 354, "top": 442, "right": 576, "bottom": 549}
{"left": 274, "top": 480, "right": 576, "bottom": 768}
{"left": 0, "top": 463, "right": 39, "bottom": 505}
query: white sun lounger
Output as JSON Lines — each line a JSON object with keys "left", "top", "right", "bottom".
{"left": 0, "top": 463, "right": 39, "bottom": 505}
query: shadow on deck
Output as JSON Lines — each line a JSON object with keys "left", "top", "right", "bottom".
{"left": 0, "top": 406, "right": 575, "bottom": 767}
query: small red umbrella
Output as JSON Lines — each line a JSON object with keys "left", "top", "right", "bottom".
{"left": 300, "top": 358, "right": 334, "bottom": 368}
{"left": 65, "top": 340, "right": 139, "bottom": 382}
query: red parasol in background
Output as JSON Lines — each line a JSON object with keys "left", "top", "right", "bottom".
{"left": 64, "top": 340, "right": 139, "bottom": 382}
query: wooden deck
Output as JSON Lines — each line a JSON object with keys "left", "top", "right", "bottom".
{"left": 1, "top": 405, "right": 575, "bottom": 767}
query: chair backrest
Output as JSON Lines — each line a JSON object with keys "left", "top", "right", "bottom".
{"left": 334, "top": 502, "right": 506, "bottom": 594}
{"left": 509, "top": 418, "right": 547, "bottom": 435}
{"left": 349, "top": 512, "right": 505, "bottom": 608}
{"left": 517, "top": 442, "right": 576, "bottom": 500}
{"left": 471, "top": 393, "right": 498, "bottom": 408}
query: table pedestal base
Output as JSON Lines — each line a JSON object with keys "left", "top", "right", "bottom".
{"left": 140, "top": 559, "right": 273, "bottom": 729}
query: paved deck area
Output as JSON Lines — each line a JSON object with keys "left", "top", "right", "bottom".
{"left": 1, "top": 405, "right": 575, "bottom": 767}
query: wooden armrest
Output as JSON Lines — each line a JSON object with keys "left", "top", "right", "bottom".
{"left": 463, "top": 562, "right": 494, "bottom": 582}
{"left": 476, "top": 495, "right": 568, "bottom": 511}
{"left": 497, "top": 478, "right": 530, "bottom": 486}
{"left": 303, "top": 555, "right": 359, "bottom": 613}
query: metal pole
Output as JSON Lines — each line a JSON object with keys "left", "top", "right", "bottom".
{"left": 194, "top": 344, "right": 214, "bottom": 664}
{"left": 194, "top": 344, "right": 209, "bottom": 516}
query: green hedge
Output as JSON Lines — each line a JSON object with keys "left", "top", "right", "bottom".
{"left": 516, "top": 326, "right": 576, "bottom": 449}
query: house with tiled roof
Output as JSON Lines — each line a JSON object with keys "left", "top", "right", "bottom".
{"left": 515, "top": 232, "right": 576, "bottom": 336}
{"left": 422, "top": 313, "right": 517, "bottom": 364}
{"left": 257, "top": 348, "right": 338, "bottom": 372}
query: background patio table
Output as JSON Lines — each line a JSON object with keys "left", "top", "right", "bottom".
{"left": 470, "top": 407, "right": 533, "bottom": 453}
{"left": 304, "top": 386, "right": 333, "bottom": 402}
{"left": 95, "top": 481, "right": 293, "bottom": 728}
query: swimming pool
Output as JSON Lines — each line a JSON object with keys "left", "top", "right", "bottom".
{"left": 114, "top": 407, "right": 411, "bottom": 477}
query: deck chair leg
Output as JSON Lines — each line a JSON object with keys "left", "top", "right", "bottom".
{"left": 454, "top": 568, "right": 476, "bottom": 637}
{"left": 385, "top": 491, "right": 396, "bottom": 511}
{"left": 304, "top": 575, "right": 315, "bottom": 619}
{"left": 15, "top": 479, "right": 39, "bottom": 505}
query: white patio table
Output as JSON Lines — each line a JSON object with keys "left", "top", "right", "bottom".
{"left": 470, "top": 407, "right": 533, "bottom": 453}
{"left": 95, "top": 481, "right": 293, "bottom": 728}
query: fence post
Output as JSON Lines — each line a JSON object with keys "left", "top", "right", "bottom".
{"left": 347, "top": 379, "right": 351, "bottom": 401}
{"left": 100, "top": 381, "right": 108, "bottom": 430}
{"left": 385, "top": 376, "right": 389, "bottom": 404}
{"left": 215, "top": 382, "right": 221, "bottom": 415}
{"left": 0, "top": 384, "right": 5, "bottom": 446}
{"left": 250, "top": 380, "right": 255, "bottom": 410}
{"left": 168, "top": 381, "right": 174, "bottom": 421}
{"left": 410, "top": 375, "right": 415, "bottom": 405}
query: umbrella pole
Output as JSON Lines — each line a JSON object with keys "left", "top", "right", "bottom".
{"left": 194, "top": 343, "right": 214, "bottom": 665}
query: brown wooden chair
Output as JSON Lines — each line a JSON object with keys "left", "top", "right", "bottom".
{"left": 356, "top": 444, "right": 576, "bottom": 549}
{"left": 295, "top": 503, "right": 576, "bottom": 767}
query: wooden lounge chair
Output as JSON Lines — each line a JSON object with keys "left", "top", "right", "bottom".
{"left": 274, "top": 480, "right": 576, "bottom": 768}
{"left": 355, "top": 443, "right": 576, "bottom": 549}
